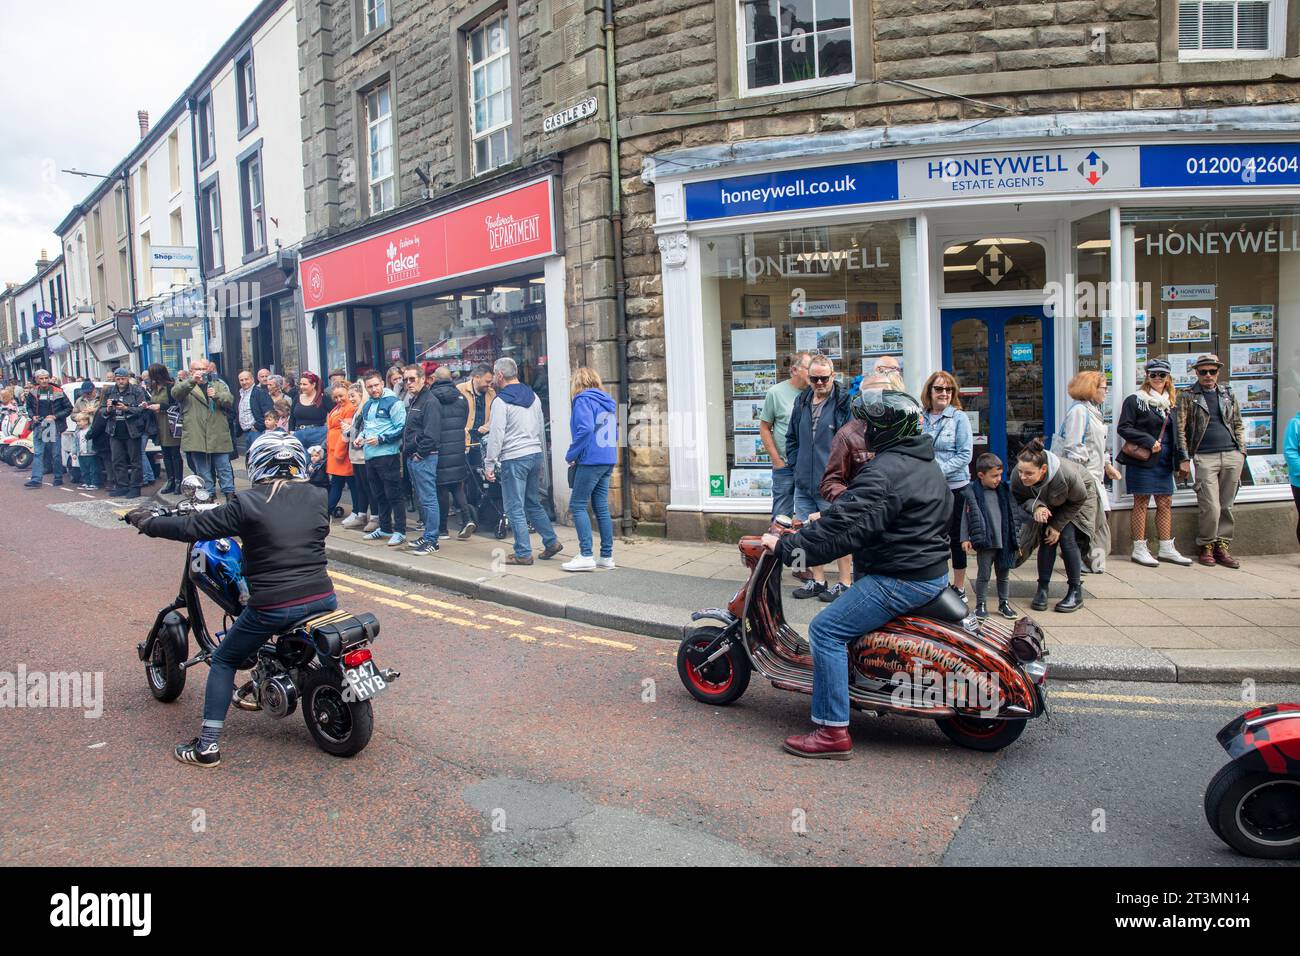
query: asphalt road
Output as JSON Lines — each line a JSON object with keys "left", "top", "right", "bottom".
{"left": 1, "top": 474, "right": 1297, "bottom": 867}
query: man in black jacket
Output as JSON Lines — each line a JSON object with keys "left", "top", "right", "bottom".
{"left": 22, "top": 368, "right": 72, "bottom": 488}
{"left": 762, "top": 390, "right": 951, "bottom": 760}
{"left": 126, "top": 431, "right": 335, "bottom": 768}
{"left": 101, "top": 367, "right": 152, "bottom": 498}
{"left": 402, "top": 363, "right": 443, "bottom": 555}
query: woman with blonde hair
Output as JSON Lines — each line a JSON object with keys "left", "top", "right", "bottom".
{"left": 921, "top": 370, "right": 973, "bottom": 595}
{"left": 1056, "top": 370, "right": 1122, "bottom": 572}
{"left": 1117, "top": 358, "right": 1191, "bottom": 566}
{"left": 562, "top": 366, "right": 618, "bottom": 571}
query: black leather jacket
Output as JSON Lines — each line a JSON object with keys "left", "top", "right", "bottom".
{"left": 775, "top": 434, "right": 952, "bottom": 581}
{"left": 144, "top": 481, "right": 332, "bottom": 608}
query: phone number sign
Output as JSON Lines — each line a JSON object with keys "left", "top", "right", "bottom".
{"left": 1140, "top": 143, "right": 1300, "bottom": 187}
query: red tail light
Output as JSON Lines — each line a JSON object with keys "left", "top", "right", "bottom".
{"left": 343, "top": 648, "right": 372, "bottom": 668}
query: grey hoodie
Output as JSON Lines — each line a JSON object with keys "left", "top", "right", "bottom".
{"left": 484, "top": 387, "right": 545, "bottom": 467}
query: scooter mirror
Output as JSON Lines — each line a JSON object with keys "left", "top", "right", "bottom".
{"left": 180, "top": 475, "right": 207, "bottom": 501}
{"left": 774, "top": 514, "right": 793, "bottom": 529}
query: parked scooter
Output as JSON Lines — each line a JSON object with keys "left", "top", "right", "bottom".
{"left": 1, "top": 411, "right": 32, "bottom": 468}
{"left": 1205, "top": 703, "right": 1300, "bottom": 859}
{"left": 125, "top": 476, "right": 399, "bottom": 756}
{"left": 678, "top": 515, "right": 1048, "bottom": 751}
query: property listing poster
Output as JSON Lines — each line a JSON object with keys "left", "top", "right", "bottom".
{"left": 730, "top": 327, "right": 777, "bottom": 400}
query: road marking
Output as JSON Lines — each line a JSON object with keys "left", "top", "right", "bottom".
{"left": 1055, "top": 705, "right": 1186, "bottom": 721}
{"left": 533, "top": 625, "right": 564, "bottom": 635}
{"left": 569, "top": 633, "right": 638, "bottom": 651}
{"left": 328, "top": 569, "right": 406, "bottom": 596}
{"left": 332, "top": 584, "right": 358, "bottom": 594}
{"left": 79, "top": 493, "right": 94, "bottom": 499}
{"left": 482, "top": 612, "right": 524, "bottom": 626}
{"left": 406, "top": 593, "right": 473, "bottom": 613}
{"left": 1054, "top": 690, "right": 1267, "bottom": 709}
{"left": 511, "top": 632, "right": 538, "bottom": 643}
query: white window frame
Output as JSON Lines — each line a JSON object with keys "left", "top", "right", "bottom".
{"left": 365, "top": 82, "right": 396, "bottom": 215}
{"left": 168, "top": 131, "right": 181, "bottom": 195}
{"left": 1178, "top": 0, "right": 1286, "bottom": 60}
{"left": 202, "top": 182, "right": 223, "bottom": 273}
{"left": 199, "top": 94, "right": 216, "bottom": 165}
{"left": 365, "top": 0, "right": 388, "bottom": 34}
{"left": 237, "top": 54, "right": 258, "bottom": 132}
{"left": 241, "top": 153, "right": 266, "bottom": 255}
{"left": 467, "top": 11, "right": 513, "bottom": 176}
{"left": 737, "top": 0, "right": 856, "bottom": 98}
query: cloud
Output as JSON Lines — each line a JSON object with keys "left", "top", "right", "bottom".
{"left": 0, "top": 0, "right": 260, "bottom": 283}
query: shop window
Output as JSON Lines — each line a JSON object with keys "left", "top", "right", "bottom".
{"left": 321, "top": 311, "right": 348, "bottom": 377}
{"left": 1178, "top": 1, "right": 1282, "bottom": 59}
{"left": 352, "top": 307, "right": 375, "bottom": 373}
{"left": 1071, "top": 212, "right": 1115, "bottom": 421}
{"left": 277, "top": 297, "right": 300, "bottom": 385}
{"left": 1122, "top": 205, "right": 1300, "bottom": 490}
{"left": 700, "top": 220, "right": 919, "bottom": 498}
{"left": 740, "top": 0, "right": 853, "bottom": 96}
{"left": 943, "top": 237, "right": 1047, "bottom": 294}
{"left": 467, "top": 11, "right": 512, "bottom": 175}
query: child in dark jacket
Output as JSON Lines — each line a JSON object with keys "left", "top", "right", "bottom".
{"left": 964, "top": 452, "right": 1024, "bottom": 620}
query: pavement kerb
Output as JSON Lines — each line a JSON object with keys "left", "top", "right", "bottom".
{"left": 151, "top": 487, "right": 1296, "bottom": 684}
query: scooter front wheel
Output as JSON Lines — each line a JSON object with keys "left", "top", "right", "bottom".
{"left": 678, "top": 627, "right": 751, "bottom": 705}
{"left": 12, "top": 447, "right": 31, "bottom": 470}
{"left": 1204, "top": 762, "right": 1300, "bottom": 860}
{"left": 146, "top": 622, "right": 187, "bottom": 703}
{"left": 935, "top": 715, "right": 1026, "bottom": 751}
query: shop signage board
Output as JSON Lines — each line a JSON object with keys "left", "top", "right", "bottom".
{"left": 1140, "top": 143, "right": 1300, "bottom": 187}
{"left": 685, "top": 160, "right": 898, "bottom": 221}
{"left": 300, "top": 178, "right": 557, "bottom": 311}
{"left": 34, "top": 310, "right": 55, "bottom": 329}
{"left": 1162, "top": 284, "right": 1216, "bottom": 301}
{"left": 149, "top": 245, "right": 200, "bottom": 270}
{"left": 898, "top": 146, "right": 1139, "bottom": 201}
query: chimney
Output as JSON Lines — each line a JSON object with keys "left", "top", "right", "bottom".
{"left": 36, "top": 249, "right": 51, "bottom": 271}
{"left": 138, "top": 110, "right": 150, "bottom": 139}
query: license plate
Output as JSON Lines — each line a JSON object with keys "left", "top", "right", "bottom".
{"left": 342, "top": 660, "right": 388, "bottom": 702}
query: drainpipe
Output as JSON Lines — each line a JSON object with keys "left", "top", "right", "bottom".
{"left": 187, "top": 97, "right": 212, "bottom": 367}
{"left": 604, "top": 0, "right": 636, "bottom": 535}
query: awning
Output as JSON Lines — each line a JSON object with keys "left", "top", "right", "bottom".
{"left": 45, "top": 334, "right": 71, "bottom": 355}
{"left": 85, "top": 322, "right": 132, "bottom": 365}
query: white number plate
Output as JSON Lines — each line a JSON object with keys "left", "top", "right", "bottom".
{"left": 343, "top": 660, "right": 387, "bottom": 702}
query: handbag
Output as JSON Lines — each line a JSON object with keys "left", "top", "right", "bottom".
{"left": 166, "top": 404, "right": 183, "bottom": 440}
{"left": 1121, "top": 413, "right": 1166, "bottom": 463}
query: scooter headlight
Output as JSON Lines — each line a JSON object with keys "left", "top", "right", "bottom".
{"left": 1022, "top": 660, "right": 1048, "bottom": 684}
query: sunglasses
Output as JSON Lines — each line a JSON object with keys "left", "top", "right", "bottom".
{"left": 1147, "top": 371, "right": 1168, "bottom": 379}
{"left": 1197, "top": 368, "right": 1219, "bottom": 375}
{"left": 932, "top": 385, "right": 954, "bottom": 393}
{"left": 809, "top": 375, "right": 831, "bottom": 384}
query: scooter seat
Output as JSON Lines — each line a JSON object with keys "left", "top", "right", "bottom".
{"left": 910, "top": 588, "right": 970, "bottom": 623}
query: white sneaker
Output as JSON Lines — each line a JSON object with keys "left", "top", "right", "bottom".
{"left": 1130, "top": 541, "right": 1159, "bottom": 567}
{"left": 595, "top": 556, "right": 616, "bottom": 570}
{"left": 562, "top": 555, "right": 597, "bottom": 572}
{"left": 341, "top": 512, "right": 365, "bottom": 530}
{"left": 362, "top": 517, "right": 381, "bottom": 534}
{"left": 1157, "top": 539, "right": 1193, "bottom": 566}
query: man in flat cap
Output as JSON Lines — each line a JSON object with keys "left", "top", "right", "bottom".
{"left": 1173, "top": 353, "right": 1246, "bottom": 568}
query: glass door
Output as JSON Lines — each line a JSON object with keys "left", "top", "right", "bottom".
{"left": 941, "top": 305, "right": 1055, "bottom": 470}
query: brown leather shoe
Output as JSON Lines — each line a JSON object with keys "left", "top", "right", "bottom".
{"left": 791, "top": 569, "right": 814, "bottom": 582}
{"left": 782, "top": 726, "right": 852, "bottom": 760}
{"left": 505, "top": 554, "right": 534, "bottom": 566}
{"left": 540, "top": 541, "right": 563, "bottom": 560}
{"left": 1197, "top": 545, "right": 1217, "bottom": 567}
{"left": 1213, "top": 539, "right": 1240, "bottom": 569}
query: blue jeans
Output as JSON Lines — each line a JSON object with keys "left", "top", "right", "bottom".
{"left": 141, "top": 436, "right": 155, "bottom": 483}
{"left": 79, "top": 452, "right": 101, "bottom": 487}
{"left": 499, "top": 453, "right": 558, "bottom": 558}
{"left": 570, "top": 463, "right": 614, "bottom": 558}
{"left": 407, "top": 454, "right": 440, "bottom": 542}
{"left": 203, "top": 593, "right": 338, "bottom": 724}
{"left": 771, "top": 465, "right": 795, "bottom": 520}
{"left": 293, "top": 426, "right": 327, "bottom": 453}
{"left": 30, "top": 423, "right": 63, "bottom": 482}
{"left": 188, "top": 451, "right": 235, "bottom": 497}
{"left": 327, "top": 473, "right": 362, "bottom": 515}
{"left": 794, "top": 486, "right": 831, "bottom": 521}
{"left": 807, "top": 572, "right": 948, "bottom": 726}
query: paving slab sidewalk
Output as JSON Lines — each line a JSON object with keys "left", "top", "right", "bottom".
{"left": 156, "top": 482, "right": 1300, "bottom": 683}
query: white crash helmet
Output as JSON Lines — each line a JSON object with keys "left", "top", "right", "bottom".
{"left": 246, "top": 431, "right": 309, "bottom": 483}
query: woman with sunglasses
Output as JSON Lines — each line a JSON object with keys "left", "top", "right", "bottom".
{"left": 921, "top": 370, "right": 974, "bottom": 597}
{"left": 1117, "top": 358, "right": 1191, "bottom": 567}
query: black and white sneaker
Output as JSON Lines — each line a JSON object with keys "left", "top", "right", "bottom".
{"left": 174, "top": 738, "right": 221, "bottom": 768}
{"left": 792, "top": 580, "right": 827, "bottom": 600}
{"left": 818, "top": 582, "right": 849, "bottom": 603}
{"left": 457, "top": 522, "right": 476, "bottom": 540}
{"left": 410, "top": 537, "right": 440, "bottom": 555}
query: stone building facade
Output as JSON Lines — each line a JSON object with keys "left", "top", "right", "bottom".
{"left": 613, "top": 0, "right": 1300, "bottom": 548}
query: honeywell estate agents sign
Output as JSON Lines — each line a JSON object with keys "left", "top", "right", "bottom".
{"left": 300, "top": 178, "right": 557, "bottom": 311}
{"left": 897, "top": 147, "right": 1140, "bottom": 200}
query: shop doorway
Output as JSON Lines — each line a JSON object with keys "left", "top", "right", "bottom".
{"left": 941, "top": 305, "right": 1056, "bottom": 470}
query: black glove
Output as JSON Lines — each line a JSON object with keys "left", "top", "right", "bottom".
{"left": 125, "top": 507, "right": 157, "bottom": 532}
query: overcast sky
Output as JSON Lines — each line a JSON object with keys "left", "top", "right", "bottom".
{"left": 0, "top": 0, "right": 260, "bottom": 285}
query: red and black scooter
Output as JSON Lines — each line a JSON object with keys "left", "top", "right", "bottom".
{"left": 1205, "top": 703, "right": 1300, "bottom": 859}
{"left": 677, "top": 516, "right": 1048, "bottom": 751}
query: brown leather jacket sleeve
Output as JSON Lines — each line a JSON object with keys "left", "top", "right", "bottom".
{"left": 820, "top": 422, "right": 871, "bottom": 502}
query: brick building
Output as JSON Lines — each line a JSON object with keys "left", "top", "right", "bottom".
{"left": 612, "top": 0, "right": 1300, "bottom": 549}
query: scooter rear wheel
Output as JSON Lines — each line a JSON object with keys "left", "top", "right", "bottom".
{"left": 1204, "top": 762, "right": 1300, "bottom": 860}
{"left": 935, "top": 715, "right": 1026, "bottom": 751}
{"left": 301, "top": 667, "right": 374, "bottom": 757}
{"left": 12, "top": 447, "right": 31, "bottom": 470}
{"left": 678, "top": 627, "right": 751, "bottom": 705}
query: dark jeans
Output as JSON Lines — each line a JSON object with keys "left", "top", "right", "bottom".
{"left": 203, "top": 593, "right": 338, "bottom": 724}
{"left": 328, "top": 473, "right": 363, "bottom": 516}
{"left": 160, "top": 445, "right": 184, "bottom": 484}
{"left": 351, "top": 462, "right": 369, "bottom": 514}
{"left": 1293, "top": 484, "right": 1300, "bottom": 548}
{"left": 109, "top": 431, "right": 142, "bottom": 491}
{"left": 438, "top": 481, "right": 474, "bottom": 536}
{"left": 1037, "top": 522, "right": 1084, "bottom": 587}
{"left": 974, "top": 549, "right": 1009, "bottom": 604}
{"left": 948, "top": 487, "right": 967, "bottom": 570}
{"left": 365, "top": 454, "right": 406, "bottom": 534}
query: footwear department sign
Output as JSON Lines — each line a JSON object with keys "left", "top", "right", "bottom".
{"left": 681, "top": 143, "right": 1300, "bottom": 221}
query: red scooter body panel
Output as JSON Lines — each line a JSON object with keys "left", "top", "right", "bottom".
{"left": 1217, "top": 703, "right": 1300, "bottom": 775}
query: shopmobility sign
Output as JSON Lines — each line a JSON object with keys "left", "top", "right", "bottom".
{"left": 681, "top": 143, "right": 1300, "bottom": 221}
{"left": 300, "top": 179, "right": 556, "bottom": 311}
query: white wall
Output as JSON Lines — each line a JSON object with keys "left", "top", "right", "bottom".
{"left": 130, "top": 112, "right": 199, "bottom": 303}
{"left": 61, "top": 221, "right": 92, "bottom": 311}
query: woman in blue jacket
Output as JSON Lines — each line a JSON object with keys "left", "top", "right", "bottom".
{"left": 921, "top": 370, "right": 974, "bottom": 594}
{"left": 1285, "top": 407, "right": 1300, "bottom": 549}
{"left": 563, "top": 367, "right": 618, "bottom": 572}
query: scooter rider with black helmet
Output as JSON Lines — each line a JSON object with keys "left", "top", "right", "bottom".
{"left": 761, "top": 389, "right": 953, "bottom": 760}
{"left": 125, "top": 431, "right": 337, "bottom": 768}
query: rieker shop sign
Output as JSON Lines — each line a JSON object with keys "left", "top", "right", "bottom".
{"left": 300, "top": 179, "right": 557, "bottom": 311}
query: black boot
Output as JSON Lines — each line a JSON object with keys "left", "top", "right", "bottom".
{"left": 1030, "top": 583, "right": 1050, "bottom": 611}
{"left": 1054, "top": 584, "right": 1084, "bottom": 613}
{"left": 997, "top": 600, "right": 1018, "bottom": 620}
{"left": 975, "top": 601, "right": 988, "bottom": 619}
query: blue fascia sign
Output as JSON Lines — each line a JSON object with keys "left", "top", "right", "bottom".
{"left": 681, "top": 143, "right": 1300, "bottom": 222}
{"left": 685, "top": 160, "right": 898, "bottom": 221}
